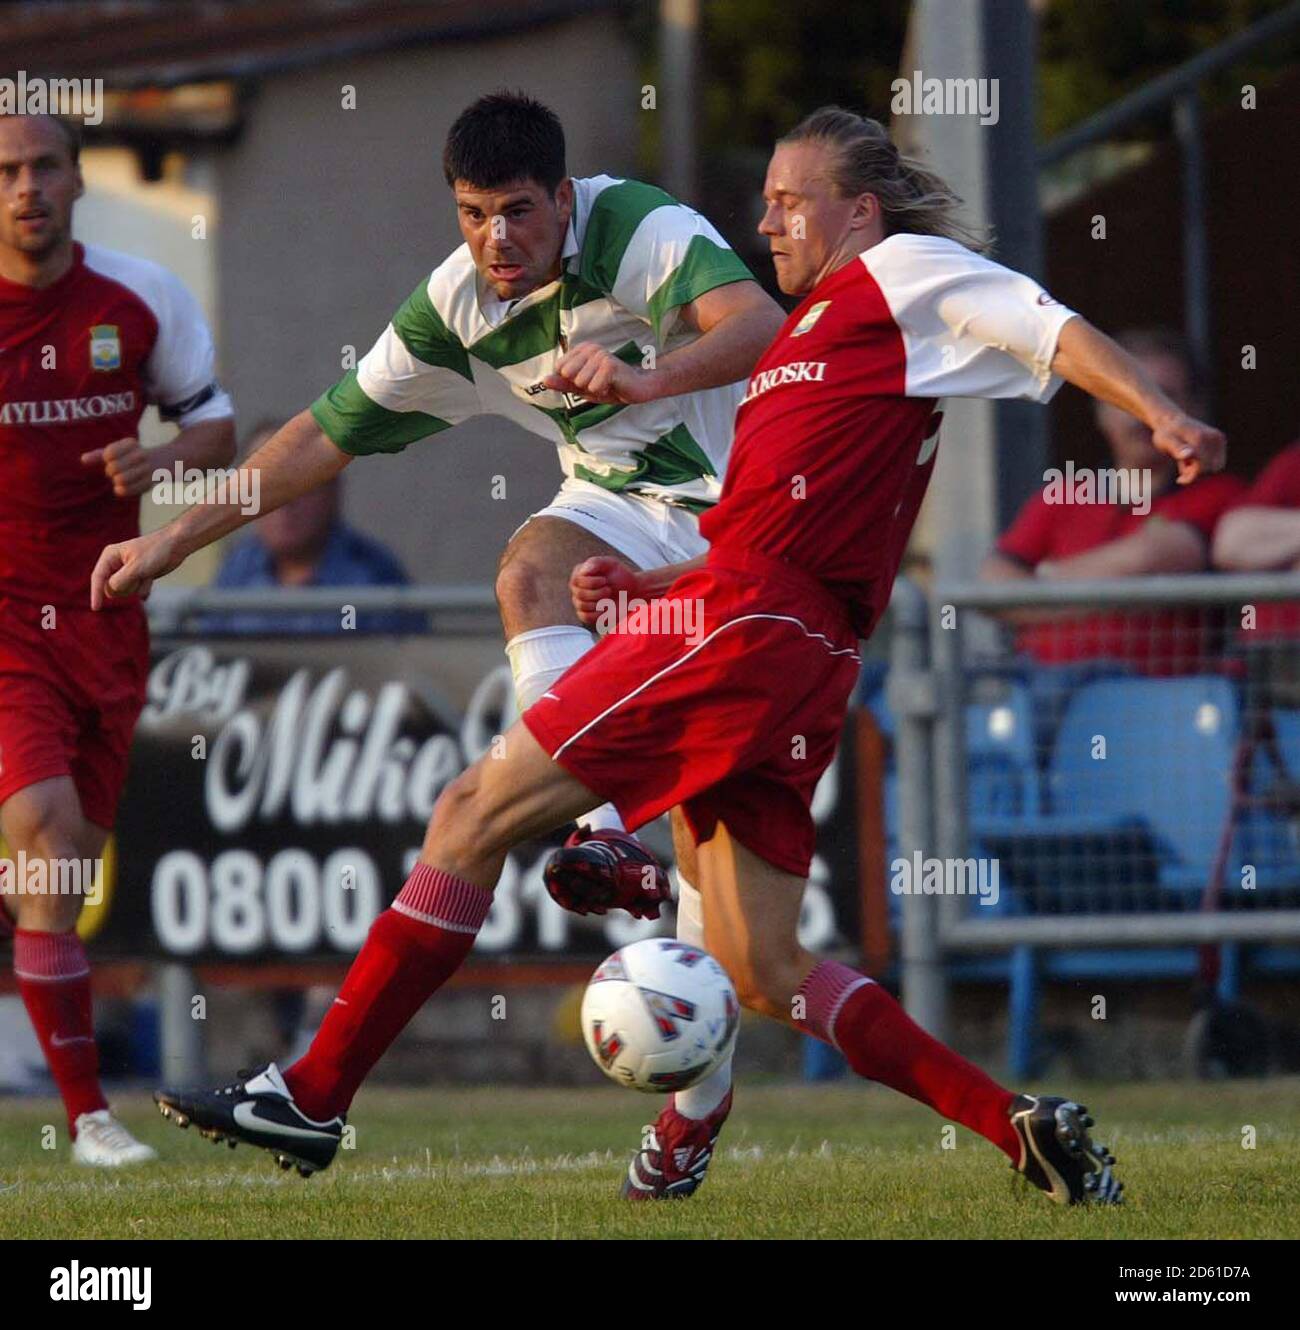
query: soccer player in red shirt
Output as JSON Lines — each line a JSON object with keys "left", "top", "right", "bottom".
{"left": 100, "top": 108, "right": 1225, "bottom": 1204}
{"left": 0, "top": 114, "right": 235, "bottom": 1164}
{"left": 981, "top": 327, "right": 1244, "bottom": 671}
{"left": 1213, "top": 438, "right": 1300, "bottom": 638}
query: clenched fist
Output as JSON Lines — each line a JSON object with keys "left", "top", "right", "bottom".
{"left": 81, "top": 436, "right": 154, "bottom": 498}
{"left": 90, "top": 528, "right": 183, "bottom": 609}
{"left": 570, "top": 555, "right": 641, "bottom": 626}
{"left": 544, "top": 343, "right": 658, "bottom": 406}
{"left": 1150, "top": 411, "right": 1227, "bottom": 485}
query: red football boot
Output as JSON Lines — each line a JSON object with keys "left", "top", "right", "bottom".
{"left": 621, "top": 1090, "right": 733, "bottom": 1200}
{"left": 543, "top": 828, "right": 671, "bottom": 919}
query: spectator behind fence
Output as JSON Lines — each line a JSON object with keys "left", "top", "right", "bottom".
{"left": 979, "top": 328, "right": 1244, "bottom": 672}
{"left": 201, "top": 421, "right": 424, "bottom": 635}
{"left": 1213, "top": 437, "right": 1300, "bottom": 641}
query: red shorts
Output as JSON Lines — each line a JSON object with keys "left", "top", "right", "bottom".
{"left": 0, "top": 596, "right": 148, "bottom": 829}
{"left": 523, "top": 550, "right": 862, "bottom": 876}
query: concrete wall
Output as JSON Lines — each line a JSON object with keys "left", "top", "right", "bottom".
{"left": 214, "top": 13, "right": 639, "bottom": 588}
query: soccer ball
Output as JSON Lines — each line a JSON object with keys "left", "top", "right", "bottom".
{"left": 580, "top": 938, "right": 740, "bottom": 1093}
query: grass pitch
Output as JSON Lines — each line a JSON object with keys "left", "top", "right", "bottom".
{"left": 2, "top": 1079, "right": 1297, "bottom": 1240}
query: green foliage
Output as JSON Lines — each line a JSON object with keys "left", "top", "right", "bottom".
{"left": 702, "top": 0, "right": 912, "bottom": 150}
{"left": 1039, "top": 0, "right": 1300, "bottom": 140}
{"left": 631, "top": 0, "right": 1300, "bottom": 164}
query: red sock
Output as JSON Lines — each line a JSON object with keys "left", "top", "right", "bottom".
{"left": 797, "top": 960, "right": 1019, "bottom": 1161}
{"left": 283, "top": 864, "right": 492, "bottom": 1120}
{"left": 14, "top": 929, "right": 108, "bottom": 1132}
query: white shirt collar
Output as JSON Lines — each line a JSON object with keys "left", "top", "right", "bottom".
{"left": 560, "top": 211, "right": 579, "bottom": 267}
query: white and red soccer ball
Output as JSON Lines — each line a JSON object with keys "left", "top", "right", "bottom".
{"left": 581, "top": 938, "right": 740, "bottom": 1093}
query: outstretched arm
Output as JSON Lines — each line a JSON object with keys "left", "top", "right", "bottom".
{"left": 90, "top": 410, "right": 350, "bottom": 608}
{"left": 1050, "top": 318, "right": 1226, "bottom": 483}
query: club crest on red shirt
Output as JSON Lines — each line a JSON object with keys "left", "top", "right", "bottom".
{"left": 791, "top": 299, "right": 831, "bottom": 337}
{"left": 89, "top": 324, "right": 121, "bottom": 372}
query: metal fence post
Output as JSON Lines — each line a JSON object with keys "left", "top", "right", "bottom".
{"left": 1173, "top": 88, "right": 1213, "bottom": 411}
{"left": 158, "top": 963, "right": 205, "bottom": 1084}
{"left": 887, "top": 579, "right": 948, "bottom": 1041}
{"left": 1008, "top": 944, "right": 1041, "bottom": 1080}
{"left": 929, "top": 592, "right": 970, "bottom": 926}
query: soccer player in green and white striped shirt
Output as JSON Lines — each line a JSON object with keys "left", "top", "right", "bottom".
{"left": 98, "top": 94, "right": 781, "bottom": 1125}
{"left": 319, "top": 93, "right": 781, "bottom": 865}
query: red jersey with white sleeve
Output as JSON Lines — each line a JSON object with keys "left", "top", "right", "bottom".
{"left": 1231, "top": 439, "right": 1300, "bottom": 639}
{"left": 0, "top": 243, "right": 231, "bottom": 825}
{"left": 700, "top": 234, "right": 1076, "bottom": 634}
{"left": 998, "top": 471, "right": 1244, "bottom": 667}
{"left": 525, "top": 235, "right": 1077, "bottom": 875}
{"left": 0, "top": 241, "right": 232, "bottom": 609}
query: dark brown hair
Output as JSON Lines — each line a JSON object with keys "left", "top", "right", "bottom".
{"left": 443, "top": 91, "right": 566, "bottom": 194}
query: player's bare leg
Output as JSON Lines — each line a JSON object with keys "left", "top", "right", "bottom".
{"left": 417, "top": 722, "right": 606, "bottom": 885}
{"left": 501, "top": 513, "right": 700, "bottom": 891}
{"left": 686, "top": 823, "right": 1120, "bottom": 1205}
{"left": 695, "top": 823, "right": 812, "bottom": 1020}
{"left": 496, "top": 515, "right": 624, "bottom": 639}
{"left": 497, "top": 518, "right": 700, "bottom": 866}
{"left": 1, "top": 777, "right": 155, "bottom": 1165}
{"left": 2, "top": 779, "right": 86, "bottom": 932}
{"left": 497, "top": 515, "right": 630, "bottom": 835}
{"left": 153, "top": 722, "right": 624, "bottom": 1174}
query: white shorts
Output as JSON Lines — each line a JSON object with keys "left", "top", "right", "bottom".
{"left": 518, "top": 477, "right": 709, "bottom": 570}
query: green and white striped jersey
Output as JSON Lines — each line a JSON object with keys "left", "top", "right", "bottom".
{"left": 311, "top": 175, "right": 755, "bottom": 512}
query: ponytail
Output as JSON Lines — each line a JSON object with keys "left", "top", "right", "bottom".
{"left": 780, "top": 107, "right": 990, "bottom": 253}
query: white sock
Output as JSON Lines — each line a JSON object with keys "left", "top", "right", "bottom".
{"left": 671, "top": 872, "right": 734, "bottom": 1119}
{"left": 505, "top": 625, "right": 625, "bottom": 833}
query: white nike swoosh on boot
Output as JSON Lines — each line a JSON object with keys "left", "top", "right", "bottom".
{"left": 232, "top": 1101, "right": 337, "bottom": 1139}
